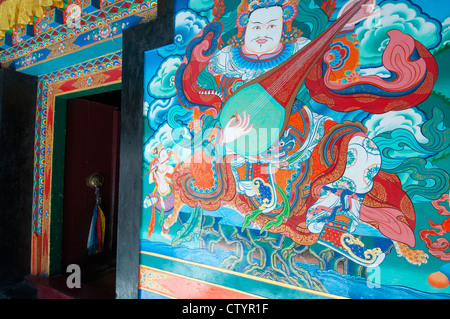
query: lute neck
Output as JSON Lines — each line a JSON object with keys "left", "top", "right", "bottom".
{"left": 255, "top": 0, "right": 370, "bottom": 108}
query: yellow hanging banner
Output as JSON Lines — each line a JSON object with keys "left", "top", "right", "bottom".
{"left": 0, "top": 0, "right": 64, "bottom": 38}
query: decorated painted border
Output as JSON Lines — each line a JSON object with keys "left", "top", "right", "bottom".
{"left": 139, "top": 251, "right": 341, "bottom": 299}
{"left": 139, "top": 265, "right": 263, "bottom": 299}
{"left": 0, "top": 0, "right": 157, "bottom": 68}
{"left": 27, "top": 0, "right": 160, "bottom": 277}
{"left": 31, "top": 51, "right": 123, "bottom": 275}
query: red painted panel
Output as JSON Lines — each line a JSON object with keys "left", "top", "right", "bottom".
{"left": 62, "top": 98, "right": 120, "bottom": 271}
{"left": 139, "top": 267, "right": 260, "bottom": 299}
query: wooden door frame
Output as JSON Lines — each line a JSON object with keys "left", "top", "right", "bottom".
{"left": 34, "top": 1, "right": 173, "bottom": 298}
{"left": 41, "top": 0, "right": 174, "bottom": 299}
{"left": 116, "top": 0, "right": 174, "bottom": 299}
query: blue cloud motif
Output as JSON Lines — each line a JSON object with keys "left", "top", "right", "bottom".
{"left": 158, "top": 9, "right": 209, "bottom": 57}
{"left": 147, "top": 56, "right": 182, "bottom": 99}
{"left": 364, "top": 108, "right": 427, "bottom": 143}
{"left": 355, "top": 1, "right": 442, "bottom": 66}
{"left": 147, "top": 96, "right": 193, "bottom": 131}
{"left": 441, "top": 17, "right": 450, "bottom": 48}
{"left": 188, "top": 0, "right": 213, "bottom": 12}
{"left": 143, "top": 123, "right": 192, "bottom": 165}
{"left": 147, "top": 97, "right": 176, "bottom": 131}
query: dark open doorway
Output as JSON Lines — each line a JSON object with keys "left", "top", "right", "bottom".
{"left": 61, "top": 89, "right": 121, "bottom": 298}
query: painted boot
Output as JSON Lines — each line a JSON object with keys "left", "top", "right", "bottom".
{"left": 318, "top": 220, "right": 385, "bottom": 268}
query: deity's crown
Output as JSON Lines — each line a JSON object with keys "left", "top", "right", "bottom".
{"left": 236, "top": 0, "right": 299, "bottom": 26}
{"left": 230, "top": 0, "right": 301, "bottom": 46}
{"left": 247, "top": 0, "right": 286, "bottom": 12}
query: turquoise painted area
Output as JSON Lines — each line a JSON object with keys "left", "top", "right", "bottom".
{"left": 379, "top": 201, "right": 450, "bottom": 295}
{"left": 219, "top": 83, "right": 285, "bottom": 157}
{"left": 140, "top": 227, "right": 450, "bottom": 299}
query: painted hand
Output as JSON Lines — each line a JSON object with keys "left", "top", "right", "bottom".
{"left": 218, "top": 111, "right": 253, "bottom": 145}
{"left": 338, "top": 0, "right": 381, "bottom": 28}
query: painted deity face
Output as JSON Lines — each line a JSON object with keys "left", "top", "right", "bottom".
{"left": 158, "top": 148, "right": 169, "bottom": 162}
{"left": 243, "top": 6, "right": 283, "bottom": 55}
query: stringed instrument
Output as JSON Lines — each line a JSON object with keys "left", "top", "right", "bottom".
{"left": 218, "top": 0, "right": 370, "bottom": 157}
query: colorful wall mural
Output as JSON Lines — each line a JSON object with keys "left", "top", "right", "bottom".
{"left": 140, "top": 0, "right": 450, "bottom": 299}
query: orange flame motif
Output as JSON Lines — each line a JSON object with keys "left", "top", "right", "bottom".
{"left": 420, "top": 192, "right": 450, "bottom": 261}
{"left": 321, "top": 0, "right": 337, "bottom": 17}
